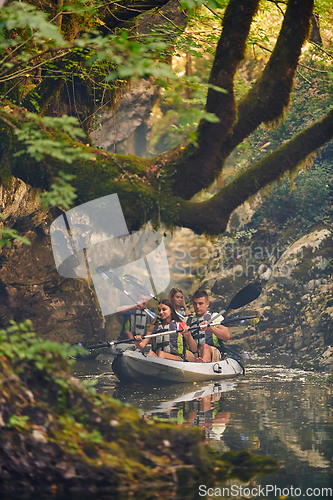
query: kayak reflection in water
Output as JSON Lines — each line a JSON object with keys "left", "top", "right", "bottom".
{"left": 175, "top": 392, "right": 230, "bottom": 444}
{"left": 131, "top": 299, "right": 199, "bottom": 362}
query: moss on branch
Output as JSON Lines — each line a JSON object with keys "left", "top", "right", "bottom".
{"left": 169, "top": 0, "right": 314, "bottom": 201}
{"left": 176, "top": 107, "right": 333, "bottom": 235}
{"left": 221, "top": 0, "right": 314, "bottom": 161}
{"left": 169, "top": 0, "right": 260, "bottom": 200}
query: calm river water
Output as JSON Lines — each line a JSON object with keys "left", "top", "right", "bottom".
{"left": 74, "top": 354, "right": 333, "bottom": 499}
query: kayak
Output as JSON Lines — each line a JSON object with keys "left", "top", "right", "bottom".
{"left": 112, "top": 350, "right": 244, "bottom": 383}
{"left": 109, "top": 342, "right": 136, "bottom": 355}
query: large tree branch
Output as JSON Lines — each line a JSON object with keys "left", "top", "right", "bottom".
{"left": 168, "top": 0, "right": 260, "bottom": 199}
{"left": 169, "top": 0, "right": 314, "bottom": 201}
{"left": 102, "top": 0, "right": 172, "bottom": 31}
{"left": 220, "top": 0, "right": 314, "bottom": 162}
{"left": 176, "top": 107, "right": 333, "bottom": 235}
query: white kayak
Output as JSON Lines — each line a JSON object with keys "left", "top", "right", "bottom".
{"left": 112, "top": 350, "right": 244, "bottom": 383}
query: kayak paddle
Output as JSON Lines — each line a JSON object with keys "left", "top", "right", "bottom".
{"left": 74, "top": 315, "right": 259, "bottom": 352}
{"left": 207, "top": 280, "right": 262, "bottom": 325}
{"left": 95, "top": 266, "right": 155, "bottom": 319}
{"left": 123, "top": 274, "right": 159, "bottom": 302}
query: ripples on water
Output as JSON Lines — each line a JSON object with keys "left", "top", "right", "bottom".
{"left": 74, "top": 354, "right": 333, "bottom": 499}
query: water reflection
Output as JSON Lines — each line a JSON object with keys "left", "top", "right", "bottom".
{"left": 73, "top": 357, "right": 333, "bottom": 498}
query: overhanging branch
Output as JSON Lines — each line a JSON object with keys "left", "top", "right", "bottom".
{"left": 220, "top": 0, "right": 314, "bottom": 161}
{"left": 175, "top": 107, "right": 333, "bottom": 235}
{"left": 169, "top": 0, "right": 260, "bottom": 199}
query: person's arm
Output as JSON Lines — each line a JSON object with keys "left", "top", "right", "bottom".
{"left": 116, "top": 304, "right": 139, "bottom": 315}
{"left": 199, "top": 319, "right": 230, "bottom": 341}
{"left": 131, "top": 316, "right": 158, "bottom": 350}
{"left": 206, "top": 324, "right": 230, "bottom": 341}
{"left": 181, "top": 324, "right": 198, "bottom": 353}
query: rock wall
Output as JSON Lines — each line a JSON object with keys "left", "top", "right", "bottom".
{"left": 184, "top": 220, "right": 333, "bottom": 370}
{"left": 91, "top": 80, "right": 158, "bottom": 157}
{"left": 0, "top": 178, "right": 106, "bottom": 343}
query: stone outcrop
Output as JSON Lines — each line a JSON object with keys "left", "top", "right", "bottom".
{"left": 90, "top": 80, "right": 157, "bottom": 157}
{"left": 0, "top": 178, "right": 105, "bottom": 343}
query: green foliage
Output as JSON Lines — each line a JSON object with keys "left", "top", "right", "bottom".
{"left": 0, "top": 2, "right": 66, "bottom": 51}
{"left": 81, "top": 378, "right": 98, "bottom": 395}
{"left": 89, "top": 31, "right": 175, "bottom": 81}
{"left": 0, "top": 320, "right": 87, "bottom": 375}
{"left": 7, "top": 415, "right": 30, "bottom": 429}
{"left": 179, "top": 0, "right": 228, "bottom": 14}
{"left": 14, "top": 114, "right": 94, "bottom": 163}
{"left": 39, "top": 170, "right": 77, "bottom": 210}
{"left": 0, "top": 214, "right": 31, "bottom": 247}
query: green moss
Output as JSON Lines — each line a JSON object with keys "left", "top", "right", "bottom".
{"left": 0, "top": 320, "right": 279, "bottom": 495}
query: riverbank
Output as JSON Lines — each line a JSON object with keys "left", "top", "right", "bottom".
{"left": 0, "top": 321, "right": 278, "bottom": 498}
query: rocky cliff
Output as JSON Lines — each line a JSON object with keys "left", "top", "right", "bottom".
{"left": 1, "top": 176, "right": 332, "bottom": 370}
{"left": 0, "top": 178, "right": 106, "bottom": 343}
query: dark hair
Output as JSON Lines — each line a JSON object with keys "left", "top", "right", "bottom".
{"left": 192, "top": 289, "right": 209, "bottom": 301}
{"left": 158, "top": 299, "right": 181, "bottom": 323}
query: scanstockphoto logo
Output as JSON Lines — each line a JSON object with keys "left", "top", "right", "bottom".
{"left": 50, "top": 194, "right": 170, "bottom": 316}
{"left": 174, "top": 242, "right": 302, "bottom": 281}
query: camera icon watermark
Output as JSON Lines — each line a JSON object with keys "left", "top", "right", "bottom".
{"left": 50, "top": 194, "right": 170, "bottom": 316}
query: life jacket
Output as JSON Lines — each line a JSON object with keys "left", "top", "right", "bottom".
{"left": 168, "top": 321, "right": 189, "bottom": 357}
{"left": 120, "top": 309, "right": 155, "bottom": 339}
{"left": 176, "top": 306, "right": 187, "bottom": 321}
{"left": 152, "top": 320, "right": 188, "bottom": 357}
{"left": 152, "top": 318, "right": 172, "bottom": 353}
{"left": 187, "top": 313, "right": 227, "bottom": 355}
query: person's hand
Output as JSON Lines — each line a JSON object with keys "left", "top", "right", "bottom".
{"left": 199, "top": 321, "right": 208, "bottom": 331}
{"left": 133, "top": 335, "right": 143, "bottom": 342}
{"left": 180, "top": 323, "right": 190, "bottom": 337}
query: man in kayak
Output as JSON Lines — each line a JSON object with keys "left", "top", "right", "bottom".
{"left": 117, "top": 292, "right": 156, "bottom": 341}
{"left": 188, "top": 290, "right": 230, "bottom": 363}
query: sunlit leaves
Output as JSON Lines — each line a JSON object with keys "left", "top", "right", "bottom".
{"left": 88, "top": 31, "right": 176, "bottom": 81}
{"left": 14, "top": 114, "right": 95, "bottom": 163}
{"left": 39, "top": 171, "right": 77, "bottom": 211}
{"left": 0, "top": 2, "right": 66, "bottom": 48}
{"left": 179, "top": 0, "right": 228, "bottom": 14}
{"left": 0, "top": 215, "right": 31, "bottom": 247}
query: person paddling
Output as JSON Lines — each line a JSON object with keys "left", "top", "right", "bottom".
{"left": 132, "top": 299, "right": 198, "bottom": 362}
{"left": 117, "top": 292, "right": 156, "bottom": 341}
{"left": 188, "top": 290, "right": 230, "bottom": 363}
{"left": 168, "top": 287, "right": 190, "bottom": 321}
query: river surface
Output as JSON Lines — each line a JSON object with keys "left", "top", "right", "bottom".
{"left": 73, "top": 354, "right": 333, "bottom": 499}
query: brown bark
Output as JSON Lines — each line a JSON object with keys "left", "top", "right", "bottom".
{"left": 170, "top": 0, "right": 314, "bottom": 200}
{"left": 169, "top": 0, "right": 260, "bottom": 199}
{"left": 220, "top": 0, "right": 314, "bottom": 163}
{"left": 310, "top": 13, "right": 322, "bottom": 45}
{"left": 176, "top": 108, "right": 333, "bottom": 235}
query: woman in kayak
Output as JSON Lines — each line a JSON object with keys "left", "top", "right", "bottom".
{"left": 168, "top": 287, "right": 190, "bottom": 321}
{"left": 133, "top": 299, "right": 198, "bottom": 361}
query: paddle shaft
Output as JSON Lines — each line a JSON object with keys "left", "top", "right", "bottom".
{"left": 207, "top": 281, "right": 262, "bottom": 325}
{"left": 84, "top": 315, "right": 258, "bottom": 350}
{"left": 121, "top": 289, "right": 155, "bottom": 319}
{"left": 97, "top": 268, "right": 155, "bottom": 319}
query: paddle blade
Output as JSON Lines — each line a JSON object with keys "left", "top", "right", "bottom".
{"left": 123, "top": 274, "right": 158, "bottom": 301}
{"left": 226, "top": 281, "right": 262, "bottom": 311}
{"left": 96, "top": 266, "right": 124, "bottom": 291}
{"left": 123, "top": 274, "right": 147, "bottom": 291}
{"left": 221, "top": 315, "right": 259, "bottom": 325}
